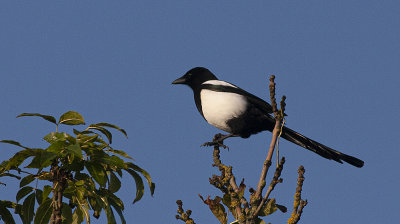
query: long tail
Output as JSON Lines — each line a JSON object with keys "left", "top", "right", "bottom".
{"left": 281, "top": 126, "right": 364, "bottom": 168}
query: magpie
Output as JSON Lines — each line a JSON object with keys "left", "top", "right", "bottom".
{"left": 172, "top": 67, "right": 364, "bottom": 168}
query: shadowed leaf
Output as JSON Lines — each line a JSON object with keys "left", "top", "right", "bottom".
{"left": 16, "top": 186, "right": 34, "bottom": 202}
{"left": 0, "top": 202, "right": 16, "bottom": 224}
{"left": 17, "top": 113, "right": 57, "bottom": 124}
{"left": 72, "top": 204, "right": 84, "bottom": 224}
{"left": 126, "top": 162, "right": 155, "bottom": 195}
{"left": 105, "top": 201, "right": 117, "bottom": 224}
{"left": 35, "top": 189, "right": 43, "bottom": 205}
{"left": 87, "top": 125, "right": 113, "bottom": 143}
{"left": 20, "top": 174, "right": 36, "bottom": 188}
{"left": 276, "top": 203, "right": 287, "bottom": 213}
{"left": 109, "top": 149, "right": 133, "bottom": 160}
{"left": 0, "top": 172, "right": 21, "bottom": 180}
{"left": 33, "top": 199, "right": 52, "bottom": 224}
{"left": 0, "top": 140, "right": 30, "bottom": 149}
{"left": 5, "top": 149, "right": 37, "bottom": 170}
{"left": 93, "top": 123, "right": 127, "bottom": 138}
{"left": 26, "top": 151, "right": 57, "bottom": 169}
{"left": 109, "top": 198, "right": 126, "bottom": 224}
{"left": 61, "top": 202, "right": 73, "bottom": 224}
{"left": 85, "top": 161, "right": 106, "bottom": 187}
{"left": 255, "top": 218, "right": 266, "bottom": 224}
{"left": 22, "top": 193, "right": 35, "bottom": 224}
{"left": 126, "top": 169, "right": 144, "bottom": 203}
{"left": 109, "top": 172, "right": 121, "bottom": 193}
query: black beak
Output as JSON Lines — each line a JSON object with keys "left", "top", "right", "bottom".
{"left": 172, "top": 76, "right": 186, "bottom": 85}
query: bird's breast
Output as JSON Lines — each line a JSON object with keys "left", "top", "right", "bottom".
{"left": 200, "top": 89, "right": 248, "bottom": 132}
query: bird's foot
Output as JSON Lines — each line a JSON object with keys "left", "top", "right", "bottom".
{"left": 201, "top": 133, "right": 232, "bottom": 150}
{"left": 201, "top": 141, "right": 229, "bottom": 150}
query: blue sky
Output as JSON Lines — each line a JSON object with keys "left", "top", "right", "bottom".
{"left": 0, "top": 1, "right": 399, "bottom": 223}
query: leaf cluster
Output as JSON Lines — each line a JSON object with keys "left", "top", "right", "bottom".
{"left": 0, "top": 111, "right": 155, "bottom": 224}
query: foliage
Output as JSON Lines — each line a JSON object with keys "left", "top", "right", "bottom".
{"left": 0, "top": 111, "right": 155, "bottom": 224}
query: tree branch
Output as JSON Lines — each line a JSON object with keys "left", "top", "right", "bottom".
{"left": 288, "top": 166, "right": 308, "bottom": 224}
{"left": 175, "top": 200, "right": 196, "bottom": 224}
{"left": 253, "top": 157, "right": 285, "bottom": 217}
{"left": 254, "top": 75, "right": 286, "bottom": 202}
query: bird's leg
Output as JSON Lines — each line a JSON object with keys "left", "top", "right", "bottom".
{"left": 201, "top": 133, "right": 239, "bottom": 149}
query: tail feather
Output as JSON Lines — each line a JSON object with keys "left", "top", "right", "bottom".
{"left": 281, "top": 126, "right": 364, "bottom": 168}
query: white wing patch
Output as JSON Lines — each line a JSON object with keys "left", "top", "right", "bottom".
{"left": 203, "top": 80, "right": 237, "bottom": 88}
{"left": 200, "top": 87, "right": 247, "bottom": 132}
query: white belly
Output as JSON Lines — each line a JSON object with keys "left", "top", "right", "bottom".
{"left": 200, "top": 89, "right": 248, "bottom": 132}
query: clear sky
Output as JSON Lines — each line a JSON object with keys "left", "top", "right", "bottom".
{"left": 0, "top": 1, "right": 399, "bottom": 223}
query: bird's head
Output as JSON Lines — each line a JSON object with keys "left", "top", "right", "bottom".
{"left": 172, "top": 67, "right": 218, "bottom": 90}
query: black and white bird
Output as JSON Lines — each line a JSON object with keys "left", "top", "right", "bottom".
{"left": 172, "top": 67, "right": 364, "bottom": 168}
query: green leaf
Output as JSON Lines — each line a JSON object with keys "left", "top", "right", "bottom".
{"left": 102, "top": 155, "right": 125, "bottom": 169}
{"left": 93, "top": 123, "right": 127, "bottom": 138}
{"left": 45, "top": 141, "right": 67, "bottom": 154}
{"left": 66, "top": 143, "right": 83, "bottom": 159}
{"left": 26, "top": 151, "right": 57, "bottom": 169}
{"left": 76, "top": 202, "right": 90, "bottom": 224}
{"left": 42, "top": 186, "right": 52, "bottom": 203}
{"left": 59, "top": 111, "right": 85, "bottom": 125}
{"left": 109, "top": 172, "right": 121, "bottom": 193}
{"left": 126, "top": 162, "right": 155, "bottom": 195}
{"left": 126, "top": 169, "right": 144, "bottom": 203}
{"left": 61, "top": 202, "right": 73, "bottom": 224}
{"left": 72, "top": 205, "right": 84, "bottom": 224}
{"left": 0, "top": 140, "right": 30, "bottom": 149}
{"left": 109, "top": 149, "right": 133, "bottom": 160}
{"left": 16, "top": 113, "right": 57, "bottom": 124}
{"left": 35, "top": 189, "right": 43, "bottom": 205}
{"left": 20, "top": 174, "right": 36, "bottom": 188}
{"left": 77, "top": 134, "right": 98, "bottom": 144}
{"left": 5, "top": 148, "right": 37, "bottom": 170}
{"left": 0, "top": 204, "right": 16, "bottom": 224}
{"left": 105, "top": 201, "right": 116, "bottom": 224}
{"left": 33, "top": 199, "right": 52, "bottom": 224}
{"left": 0, "top": 172, "right": 21, "bottom": 180}
{"left": 107, "top": 193, "right": 124, "bottom": 211}
{"left": 85, "top": 161, "right": 106, "bottom": 187}
{"left": 75, "top": 180, "right": 85, "bottom": 186}
{"left": 109, "top": 198, "right": 126, "bottom": 224}
{"left": 87, "top": 125, "right": 113, "bottom": 143}
{"left": 22, "top": 193, "right": 35, "bottom": 224}
{"left": 16, "top": 186, "right": 34, "bottom": 202}
{"left": 43, "top": 132, "right": 70, "bottom": 144}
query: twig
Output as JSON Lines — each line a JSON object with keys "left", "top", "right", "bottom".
{"left": 176, "top": 200, "right": 196, "bottom": 224}
{"left": 210, "top": 140, "right": 244, "bottom": 221}
{"left": 287, "top": 166, "right": 308, "bottom": 224}
{"left": 254, "top": 76, "right": 285, "bottom": 202}
{"left": 253, "top": 157, "right": 285, "bottom": 217}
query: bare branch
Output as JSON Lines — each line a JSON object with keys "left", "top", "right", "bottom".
{"left": 254, "top": 76, "right": 286, "bottom": 202}
{"left": 287, "top": 166, "right": 308, "bottom": 224}
{"left": 176, "top": 200, "right": 196, "bottom": 224}
{"left": 253, "top": 157, "right": 285, "bottom": 217}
